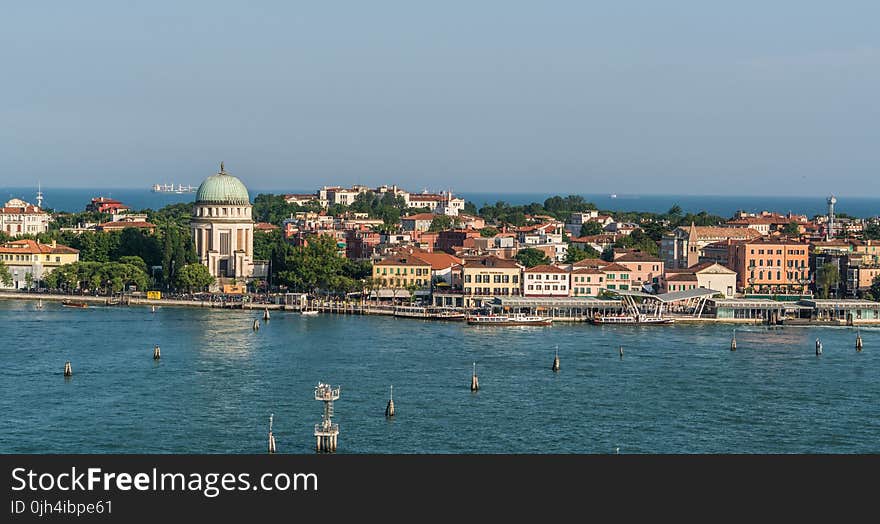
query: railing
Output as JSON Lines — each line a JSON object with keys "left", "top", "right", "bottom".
{"left": 314, "top": 423, "right": 339, "bottom": 434}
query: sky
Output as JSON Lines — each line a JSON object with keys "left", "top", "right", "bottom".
{"left": 1, "top": 1, "right": 879, "bottom": 196}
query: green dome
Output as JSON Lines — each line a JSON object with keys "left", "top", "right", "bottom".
{"left": 195, "top": 163, "right": 250, "bottom": 205}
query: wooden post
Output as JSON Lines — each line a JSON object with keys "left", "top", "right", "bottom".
{"left": 551, "top": 346, "right": 560, "bottom": 372}
{"left": 730, "top": 330, "right": 737, "bottom": 351}
{"left": 470, "top": 362, "right": 479, "bottom": 391}
{"left": 253, "top": 319, "right": 260, "bottom": 331}
{"left": 856, "top": 330, "right": 863, "bottom": 352}
{"left": 268, "top": 414, "right": 276, "bottom": 454}
{"left": 385, "top": 385, "right": 395, "bottom": 417}
{"left": 63, "top": 361, "right": 72, "bottom": 377}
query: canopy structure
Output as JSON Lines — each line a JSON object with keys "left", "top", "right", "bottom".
{"left": 608, "top": 288, "right": 722, "bottom": 318}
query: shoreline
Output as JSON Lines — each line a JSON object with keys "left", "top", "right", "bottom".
{"left": 2, "top": 292, "right": 878, "bottom": 325}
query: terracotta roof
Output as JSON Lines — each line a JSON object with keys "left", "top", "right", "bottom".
{"left": 402, "top": 213, "right": 438, "bottom": 221}
{"left": 571, "top": 267, "right": 604, "bottom": 274}
{"left": 743, "top": 237, "right": 809, "bottom": 246}
{"left": 599, "top": 263, "right": 631, "bottom": 273}
{"left": 409, "top": 252, "right": 463, "bottom": 270}
{"left": 683, "top": 226, "right": 763, "bottom": 240}
{"left": 462, "top": 255, "right": 521, "bottom": 269}
{"left": 614, "top": 251, "right": 662, "bottom": 263}
{"left": 1, "top": 206, "right": 45, "bottom": 214}
{"left": 254, "top": 222, "right": 279, "bottom": 230}
{"left": 524, "top": 264, "right": 568, "bottom": 274}
{"left": 665, "top": 273, "right": 698, "bottom": 282}
{"left": 374, "top": 257, "right": 431, "bottom": 267}
{"left": 0, "top": 239, "right": 79, "bottom": 255}
{"left": 571, "top": 258, "right": 608, "bottom": 268}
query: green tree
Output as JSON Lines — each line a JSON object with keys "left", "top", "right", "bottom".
{"left": 869, "top": 275, "right": 880, "bottom": 301}
{"left": 816, "top": 262, "right": 841, "bottom": 298}
{"left": 479, "top": 227, "right": 500, "bottom": 237}
{"left": 782, "top": 222, "right": 801, "bottom": 236}
{"left": 864, "top": 222, "right": 880, "bottom": 240}
{"left": 428, "top": 215, "right": 454, "bottom": 232}
{"left": 579, "top": 222, "right": 604, "bottom": 237}
{"left": 600, "top": 246, "right": 615, "bottom": 262}
{"left": 24, "top": 272, "right": 34, "bottom": 291}
{"left": 564, "top": 245, "right": 600, "bottom": 264}
{"left": 275, "top": 235, "right": 346, "bottom": 292}
{"left": 0, "top": 260, "right": 12, "bottom": 287}
{"left": 118, "top": 255, "right": 148, "bottom": 275}
{"left": 173, "top": 263, "right": 215, "bottom": 292}
{"left": 463, "top": 201, "right": 478, "bottom": 215}
{"left": 515, "top": 248, "right": 551, "bottom": 268}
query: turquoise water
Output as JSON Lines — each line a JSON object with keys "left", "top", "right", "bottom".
{"left": 1, "top": 299, "right": 878, "bottom": 453}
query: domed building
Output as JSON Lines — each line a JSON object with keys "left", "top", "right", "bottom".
{"left": 191, "top": 162, "right": 259, "bottom": 281}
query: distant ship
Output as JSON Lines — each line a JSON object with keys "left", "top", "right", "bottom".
{"left": 152, "top": 183, "right": 197, "bottom": 194}
{"left": 610, "top": 193, "right": 618, "bottom": 199}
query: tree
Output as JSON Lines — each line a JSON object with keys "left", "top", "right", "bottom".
{"left": 579, "top": 222, "right": 604, "bottom": 237}
{"left": 428, "top": 215, "right": 455, "bottom": 232}
{"left": 515, "top": 248, "right": 550, "bottom": 268}
{"left": 118, "top": 255, "right": 148, "bottom": 275}
{"left": 564, "top": 245, "right": 600, "bottom": 264}
{"left": 816, "top": 263, "right": 841, "bottom": 298}
{"left": 463, "top": 201, "right": 478, "bottom": 216}
{"left": 782, "top": 222, "right": 801, "bottom": 236}
{"left": 24, "top": 272, "right": 34, "bottom": 291}
{"left": 480, "top": 227, "right": 500, "bottom": 237}
{"left": 600, "top": 246, "right": 615, "bottom": 262}
{"left": 275, "top": 235, "right": 346, "bottom": 292}
{"left": 667, "top": 205, "right": 682, "bottom": 218}
{"left": 173, "top": 263, "right": 215, "bottom": 292}
{"left": 865, "top": 222, "right": 880, "bottom": 240}
{"left": 869, "top": 275, "right": 880, "bottom": 301}
{"left": 0, "top": 260, "right": 12, "bottom": 287}
{"left": 405, "top": 282, "right": 421, "bottom": 304}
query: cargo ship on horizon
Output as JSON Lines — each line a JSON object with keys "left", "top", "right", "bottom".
{"left": 151, "top": 183, "right": 197, "bottom": 193}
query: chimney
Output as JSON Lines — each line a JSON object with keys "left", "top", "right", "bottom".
{"left": 51, "top": 240, "right": 57, "bottom": 249}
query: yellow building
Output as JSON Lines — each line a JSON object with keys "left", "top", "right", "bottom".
{"left": 0, "top": 239, "right": 79, "bottom": 290}
{"left": 374, "top": 256, "right": 432, "bottom": 288}
{"left": 460, "top": 256, "right": 523, "bottom": 296}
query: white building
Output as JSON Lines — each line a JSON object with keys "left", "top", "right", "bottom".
{"left": 191, "top": 163, "right": 264, "bottom": 281}
{"left": 523, "top": 264, "right": 570, "bottom": 297}
{"left": 1, "top": 199, "right": 50, "bottom": 237}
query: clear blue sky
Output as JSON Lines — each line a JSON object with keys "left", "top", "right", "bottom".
{"left": 1, "top": 1, "right": 878, "bottom": 195}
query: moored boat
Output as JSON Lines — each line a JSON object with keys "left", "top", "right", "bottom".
{"left": 61, "top": 300, "right": 89, "bottom": 309}
{"left": 467, "top": 313, "right": 552, "bottom": 326}
{"left": 590, "top": 314, "right": 673, "bottom": 325}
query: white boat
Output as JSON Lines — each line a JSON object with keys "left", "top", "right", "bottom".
{"left": 301, "top": 310, "right": 319, "bottom": 316}
{"left": 591, "top": 314, "right": 673, "bottom": 325}
{"left": 467, "top": 313, "right": 552, "bottom": 326}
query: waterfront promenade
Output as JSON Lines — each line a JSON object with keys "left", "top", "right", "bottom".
{"left": 2, "top": 291, "right": 879, "bottom": 324}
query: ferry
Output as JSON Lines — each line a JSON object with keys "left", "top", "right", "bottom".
{"left": 393, "top": 305, "right": 466, "bottom": 321}
{"left": 590, "top": 314, "right": 673, "bottom": 325}
{"left": 61, "top": 300, "right": 89, "bottom": 309}
{"left": 151, "top": 183, "right": 197, "bottom": 194}
{"left": 467, "top": 313, "right": 552, "bottom": 326}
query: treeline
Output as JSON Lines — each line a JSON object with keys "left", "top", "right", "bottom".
{"left": 268, "top": 234, "right": 372, "bottom": 295}
{"left": 9, "top": 225, "right": 197, "bottom": 290}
